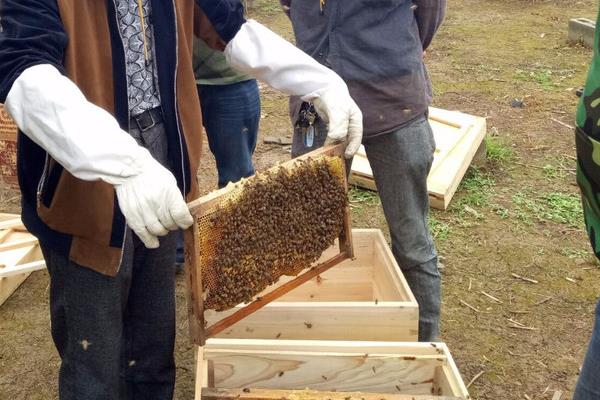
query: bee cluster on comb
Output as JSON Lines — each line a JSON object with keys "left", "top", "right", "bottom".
{"left": 199, "top": 156, "right": 347, "bottom": 311}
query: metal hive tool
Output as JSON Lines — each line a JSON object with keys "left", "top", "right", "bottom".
{"left": 185, "top": 144, "right": 353, "bottom": 345}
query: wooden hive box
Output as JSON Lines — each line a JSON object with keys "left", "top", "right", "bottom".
{"left": 206, "top": 229, "right": 419, "bottom": 342}
{"left": 0, "top": 214, "right": 45, "bottom": 306}
{"left": 199, "top": 339, "right": 470, "bottom": 400}
{"left": 0, "top": 104, "right": 18, "bottom": 189}
{"left": 350, "top": 107, "right": 487, "bottom": 210}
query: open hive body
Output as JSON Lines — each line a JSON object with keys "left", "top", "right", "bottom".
{"left": 0, "top": 214, "right": 45, "bottom": 306}
{"left": 200, "top": 340, "right": 470, "bottom": 400}
{"left": 208, "top": 229, "right": 419, "bottom": 342}
{"left": 186, "top": 145, "right": 353, "bottom": 344}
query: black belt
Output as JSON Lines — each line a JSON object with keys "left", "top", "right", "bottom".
{"left": 131, "top": 107, "right": 163, "bottom": 132}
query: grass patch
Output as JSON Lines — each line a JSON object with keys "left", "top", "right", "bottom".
{"left": 248, "top": 0, "right": 281, "bottom": 15}
{"left": 560, "top": 248, "right": 590, "bottom": 259}
{"left": 511, "top": 189, "right": 583, "bottom": 228}
{"left": 455, "top": 168, "right": 496, "bottom": 208}
{"left": 429, "top": 214, "right": 452, "bottom": 241}
{"left": 348, "top": 186, "right": 380, "bottom": 212}
{"left": 486, "top": 136, "right": 513, "bottom": 165}
{"left": 542, "top": 192, "right": 583, "bottom": 227}
{"left": 514, "top": 65, "right": 575, "bottom": 91}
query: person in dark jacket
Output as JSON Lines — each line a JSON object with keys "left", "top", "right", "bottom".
{"left": 281, "top": 0, "right": 446, "bottom": 341}
{"left": 0, "top": 1, "right": 362, "bottom": 398}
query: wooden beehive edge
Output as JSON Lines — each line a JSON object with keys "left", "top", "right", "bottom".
{"left": 200, "top": 340, "right": 469, "bottom": 399}
{"left": 201, "top": 388, "right": 461, "bottom": 400}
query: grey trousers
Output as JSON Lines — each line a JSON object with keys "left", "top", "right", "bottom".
{"left": 42, "top": 121, "right": 179, "bottom": 399}
{"left": 292, "top": 116, "right": 441, "bottom": 341}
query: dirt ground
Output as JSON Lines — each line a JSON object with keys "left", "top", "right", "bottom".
{"left": 1, "top": 1, "right": 600, "bottom": 399}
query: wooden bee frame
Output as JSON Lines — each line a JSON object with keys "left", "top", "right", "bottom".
{"left": 185, "top": 144, "right": 353, "bottom": 346}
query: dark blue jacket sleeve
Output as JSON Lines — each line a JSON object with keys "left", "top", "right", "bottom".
{"left": 0, "top": 0, "right": 68, "bottom": 101}
{"left": 194, "top": 0, "right": 246, "bottom": 43}
{"left": 414, "top": 0, "right": 446, "bottom": 51}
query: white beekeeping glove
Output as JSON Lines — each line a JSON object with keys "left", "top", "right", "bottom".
{"left": 5, "top": 64, "right": 193, "bottom": 248}
{"left": 225, "top": 20, "right": 363, "bottom": 158}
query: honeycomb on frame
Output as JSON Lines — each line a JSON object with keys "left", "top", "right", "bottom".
{"left": 194, "top": 155, "right": 347, "bottom": 312}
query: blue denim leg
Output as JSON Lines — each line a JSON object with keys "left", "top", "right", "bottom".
{"left": 363, "top": 117, "right": 440, "bottom": 342}
{"left": 198, "top": 80, "right": 260, "bottom": 188}
{"left": 574, "top": 300, "right": 600, "bottom": 400}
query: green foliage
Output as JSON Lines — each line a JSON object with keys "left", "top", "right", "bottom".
{"left": 514, "top": 65, "right": 575, "bottom": 91}
{"left": 455, "top": 168, "right": 496, "bottom": 208}
{"left": 511, "top": 189, "right": 583, "bottom": 228}
{"left": 486, "top": 137, "right": 514, "bottom": 165}
{"left": 429, "top": 215, "right": 452, "bottom": 241}
{"left": 250, "top": 0, "right": 281, "bottom": 14}
{"left": 348, "top": 186, "right": 380, "bottom": 212}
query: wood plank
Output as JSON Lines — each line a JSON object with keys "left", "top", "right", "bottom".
{"left": 427, "top": 117, "right": 486, "bottom": 210}
{"left": 372, "top": 230, "right": 413, "bottom": 302}
{"left": 433, "top": 344, "right": 470, "bottom": 399}
{"left": 186, "top": 226, "right": 206, "bottom": 345}
{"left": 0, "top": 236, "right": 38, "bottom": 252}
{"left": 210, "top": 302, "right": 418, "bottom": 341}
{"left": 0, "top": 243, "right": 43, "bottom": 306}
{"left": 195, "top": 347, "right": 207, "bottom": 400}
{"left": 349, "top": 109, "right": 487, "bottom": 211}
{"left": 0, "top": 213, "right": 18, "bottom": 222}
{"left": 207, "top": 351, "right": 440, "bottom": 394}
{"left": 204, "top": 340, "right": 450, "bottom": 357}
{"left": 0, "top": 260, "right": 46, "bottom": 278}
{"left": 0, "top": 274, "right": 32, "bottom": 306}
{"left": 202, "top": 388, "right": 461, "bottom": 400}
{"left": 202, "top": 341, "right": 466, "bottom": 397}
{"left": 0, "top": 218, "right": 24, "bottom": 231}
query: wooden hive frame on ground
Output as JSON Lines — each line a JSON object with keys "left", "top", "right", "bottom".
{"left": 186, "top": 145, "right": 353, "bottom": 345}
{"left": 0, "top": 213, "right": 45, "bottom": 306}
{"left": 196, "top": 340, "right": 470, "bottom": 400}
{"left": 207, "top": 229, "right": 419, "bottom": 342}
{"left": 349, "top": 107, "right": 487, "bottom": 210}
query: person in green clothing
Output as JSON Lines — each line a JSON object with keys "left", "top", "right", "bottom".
{"left": 193, "top": 37, "right": 260, "bottom": 188}
{"left": 574, "top": 7, "right": 600, "bottom": 399}
{"left": 176, "top": 37, "right": 261, "bottom": 267}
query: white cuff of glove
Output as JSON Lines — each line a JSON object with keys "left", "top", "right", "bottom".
{"left": 5, "top": 64, "right": 146, "bottom": 185}
{"left": 225, "top": 20, "right": 363, "bottom": 157}
{"left": 5, "top": 64, "right": 193, "bottom": 248}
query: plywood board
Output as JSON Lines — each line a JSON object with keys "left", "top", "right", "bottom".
{"left": 0, "top": 214, "right": 45, "bottom": 306}
{"left": 349, "top": 107, "right": 487, "bottom": 210}
{"left": 201, "top": 340, "right": 470, "bottom": 399}
{"left": 205, "top": 229, "right": 419, "bottom": 342}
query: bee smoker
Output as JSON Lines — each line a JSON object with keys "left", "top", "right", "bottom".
{"left": 294, "top": 102, "right": 319, "bottom": 148}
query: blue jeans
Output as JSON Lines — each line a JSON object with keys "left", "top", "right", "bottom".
{"left": 292, "top": 116, "right": 441, "bottom": 341}
{"left": 574, "top": 300, "right": 600, "bottom": 399}
{"left": 176, "top": 80, "right": 260, "bottom": 264}
{"left": 199, "top": 80, "right": 260, "bottom": 188}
